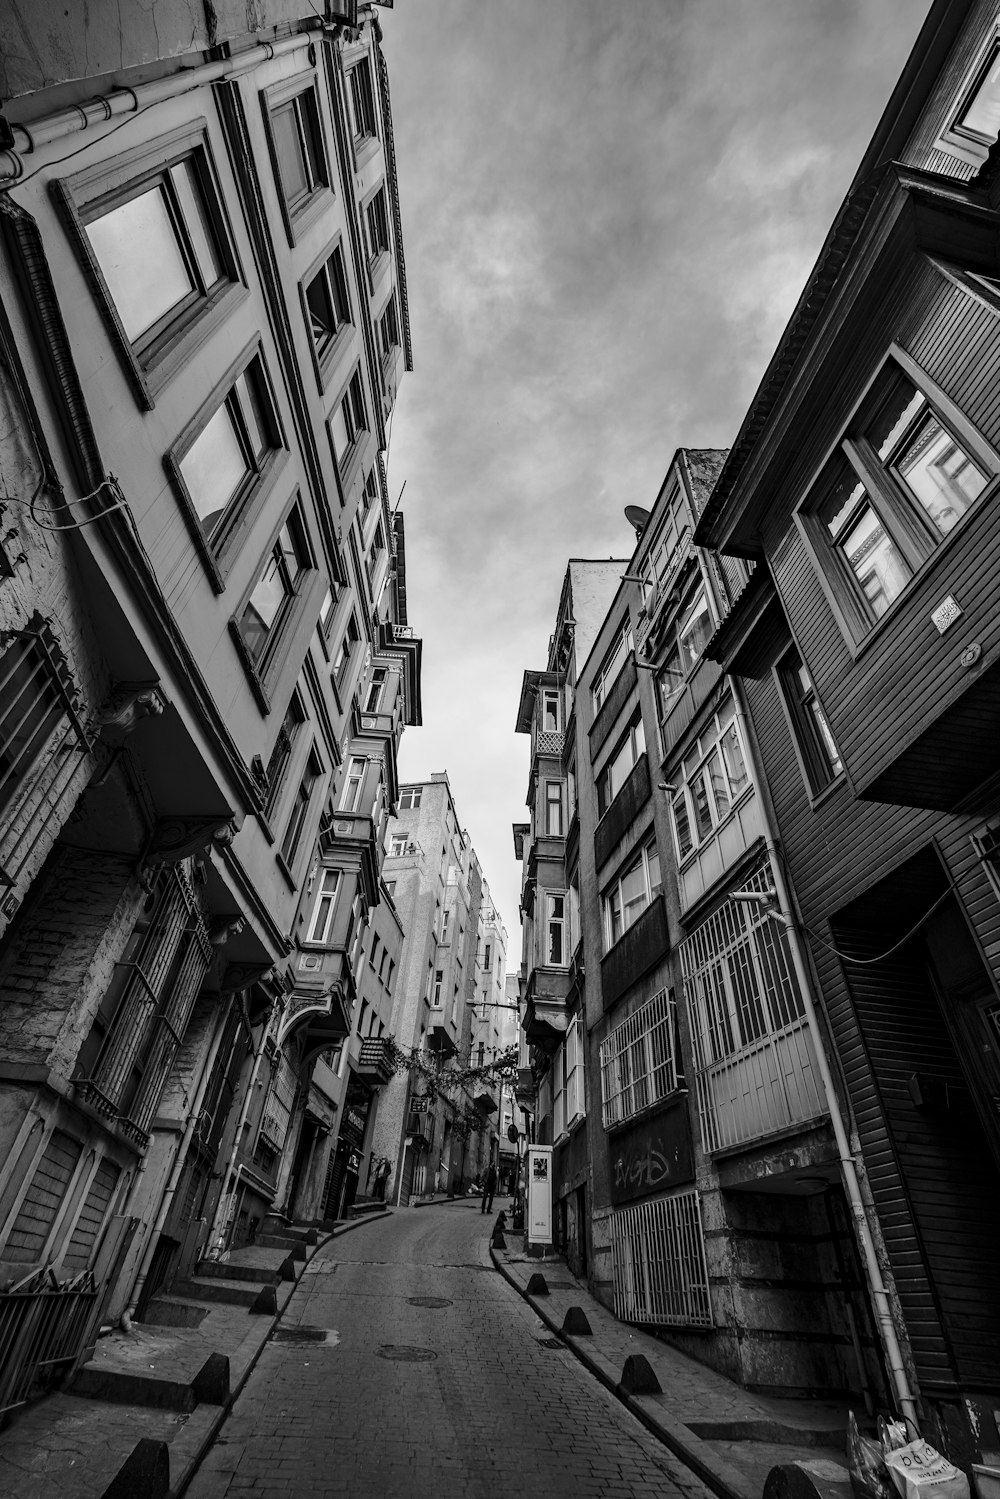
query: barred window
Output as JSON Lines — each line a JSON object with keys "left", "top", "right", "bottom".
{"left": 600, "top": 988, "right": 680, "bottom": 1129}
{"left": 258, "top": 1053, "right": 297, "bottom": 1155}
{"left": 1, "top": 630, "right": 69, "bottom": 819}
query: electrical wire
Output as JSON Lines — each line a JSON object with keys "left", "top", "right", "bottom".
{"left": 10, "top": 95, "right": 167, "bottom": 189}
{"left": 799, "top": 885, "right": 955, "bottom": 967}
{"left": 2, "top": 478, "right": 131, "bottom": 531}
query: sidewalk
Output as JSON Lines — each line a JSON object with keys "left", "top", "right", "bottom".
{"left": 0, "top": 1210, "right": 391, "bottom": 1499}
{"left": 491, "top": 1230, "right": 853, "bottom": 1499}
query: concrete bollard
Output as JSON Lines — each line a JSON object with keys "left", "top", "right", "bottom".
{"left": 100, "top": 1438, "right": 169, "bottom": 1499}
{"left": 192, "top": 1352, "right": 230, "bottom": 1406}
{"left": 279, "top": 1255, "right": 298, "bottom": 1282}
{"left": 249, "top": 1283, "right": 278, "bottom": 1315}
{"left": 526, "top": 1273, "right": 549, "bottom": 1295}
{"left": 619, "top": 1353, "right": 661, "bottom": 1394}
{"left": 562, "top": 1306, "right": 592, "bottom": 1335}
{"left": 490, "top": 1228, "right": 506, "bottom": 1249}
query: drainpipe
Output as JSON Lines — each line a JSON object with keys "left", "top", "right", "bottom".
{"left": 128, "top": 993, "right": 235, "bottom": 1313}
{"left": 205, "top": 995, "right": 280, "bottom": 1257}
{"left": 732, "top": 696, "right": 921, "bottom": 1436}
{"left": 0, "top": 31, "right": 315, "bottom": 185}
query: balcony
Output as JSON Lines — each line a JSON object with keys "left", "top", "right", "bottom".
{"left": 531, "top": 721, "right": 564, "bottom": 765}
{"left": 589, "top": 653, "right": 638, "bottom": 760}
{"left": 594, "top": 755, "right": 651, "bottom": 871}
{"left": 691, "top": 1016, "right": 827, "bottom": 1155}
{"left": 356, "top": 1036, "right": 395, "bottom": 1085}
{"left": 522, "top": 966, "right": 571, "bottom": 1054}
{"left": 427, "top": 1016, "right": 457, "bottom": 1057}
{"left": 600, "top": 896, "right": 669, "bottom": 1012}
{"left": 472, "top": 1084, "right": 498, "bottom": 1114}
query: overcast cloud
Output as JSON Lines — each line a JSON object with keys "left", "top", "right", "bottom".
{"left": 381, "top": 0, "right": 929, "bottom": 964}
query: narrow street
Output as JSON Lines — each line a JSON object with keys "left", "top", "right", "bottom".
{"left": 186, "top": 1202, "right": 716, "bottom": 1499}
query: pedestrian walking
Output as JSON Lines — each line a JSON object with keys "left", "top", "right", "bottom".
{"left": 480, "top": 1160, "right": 497, "bottom": 1214}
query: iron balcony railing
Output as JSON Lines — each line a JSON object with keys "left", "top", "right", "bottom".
{"left": 679, "top": 867, "right": 826, "bottom": 1154}
{"left": 610, "top": 1188, "right": 713, "bottom": 1328}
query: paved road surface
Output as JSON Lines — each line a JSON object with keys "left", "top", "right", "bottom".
{"left": 186, "top": 1199, "right": 716, "bottom": 1499}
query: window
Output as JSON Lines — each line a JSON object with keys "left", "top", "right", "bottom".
{"left": 175, "top": 353, "right": 278, "bottom": 560}
{"left": 544, "top": 780, "right": 563, "bottom": 837}
{"left": 593, "top": 618, "right": 634, "bottom": 711}
{"left": 541, "top": 688, "right": 561, "bottom": 733}
{"left": 340, "top": 755, "right": 367, "bottom": 813}
{"left": 597, "top": 716, "right": 645, "bottom": 818}
{"left": 334, "top": 613, "right": 360, "bottom": 692}
{"left": 365, "top": 187, "right": 390, "bottom": 263}
{"left": 264, "top": 695, "right": 305, "bottom": 815}
{"left": 777, "top": 647, "right": 842, "bottom": 795}
{"left": 280, "top": 749, "right": 321, "bottom": 869}
{"left": 348, "top": 59, "right": 378, "bottom": 141}
{"left": 329, "top": 369, "right": 368, "bottom": 471}
{"left": 483, "top": 942, "right": 492, "bottom": 972}
{"left": 366, "top": 523, "right": 386, "bottom": 589}
{"left": 318, "top": 587, "right": 336, "bottom": 638}
{"left": 398, "top": 786, "right": 421, "bottom": 810}
{"left": 565, "top": 1015, "right": 585, "bottom": 1125}
{"left": 80, "top": 145, "right": 233, "bottom": 373}
{"left": 360, "top": 467, "right": 380, "bottom": 526}
{"left": 0, "top": 629, "right": 66, "bottom": 822}
{"left": 269, "top": 87, "right": 327, "bottom": 219}
{"left": 386, "top": 959, "right": 395, "bottom": 993}
{"left": 656, "top": 585, "right": 714, "bottom": 718}
{"left": 602, "top": 838, "right": 661, "bottom": 952}
{"left": 939, "top": 37, "right": 1000, "bottom": 166}
{"left": 236, "top": 508, "right": 312, "bottom": 671}
{"left": 639, "top": 486, "right": 690, "bottom": 610}
{"left": 546, "top": 892, "right": 567, "bottom": 966}
{"left": 369, "top": 936, "right": 380, "bottom": 971}
{"left": 378, "top": 298, "right": 400, "bottom": 364}
{"left": 303, "top": 244, "right": 350, "bottom": 368}
{"left": 600, "top": 988, "right": 679, "bottom": 1129}
{"left": 802, "top": 353, "right": 996, "bottom": 639}
{"left": 670, "top": 701, "right": 752, "bottom": 861}
{"left": 432, "top": 970, "right": 444, "bottom": 1007}
{"left": 306, "top": 867, "right": 341, "bottom": 944}
{"left": 387, "top": 833, "right": 409, "bottom": 857}
{"left": 365, "top": 667, "right": 387, "bottom": 714}
{"left": 440, "top": 908, "right": 451, "bottom": 944}
{"left": 553, "top": 1045, "right": 566, "bottom": 1140}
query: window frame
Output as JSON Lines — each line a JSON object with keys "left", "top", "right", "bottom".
{"left": 347, "top": 56, "right": 378, "bottom": 145}
{"left": 299, "top": 235, "right": 352, "bottom": 391}
{"left": 279, "top": 744, "right": 323, "bottom": 878}
{"left": 398, "top": 786, "right": 421, "bottom": 810}
{"left": 544, "top": 780, "right": 564, "bottom": 838}
{"left": 305, "top": 866, "right": 342, "bottom": 946}
{"left": 261, "top": 76, "right": 332, "bottom": 246}
{"left": 377, "top": 295, "right": 400, "bottom": 369}
{"left": 596, "top": 714, "right": 646, "bottom": 819}
{"left": 55, "top": 120, "right": 245, "bottom": 409}
{"left": 775, "top": 645, "right": 844, "bottom": 800}
{"left": 545, "top": 890, "right": 567, "bottom": 968}
{"left": 669, "top": 702, "right": 753, "bottom": 865}
{"left": 655, "top": 580, "right": 716, "bottom": 734}
{"left": 328, "top": 365, "right": 369, "bottom": 489}
{"left": 232, "top": 502, "right": 315, "bottom": 692}
{"left": 363, "top": 184, "right": 391, "bottom": 267}
{"left": 796, "top": 344, "right": 1000, "bottom": 652}
{"left": 340, "top": 754, "right": 368, "bottom": 813}
{"left": 166, "top": 339, "right": 287, "bottom": 591}
{"left": 937, "top": 30, "right": 1000, "bottom": 169}
{"left": 333, "top": 611, "right": 360, "bottom": 700}
{"left": 601, "top": 837, "right": 662, "bottom": 954}
{"left": 592, "top": 617, "right": 634, "bottom": 712}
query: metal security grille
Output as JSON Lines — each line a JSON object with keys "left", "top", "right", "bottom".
{"left": 0, "top": 617, "right": 91, "bottom": 890}
{"left": 679, "top": 866, "right": 825, "bottom": 1153}
{"left": 260, "top": 1054, "right": 297, "bottom": 1152}
{"left": 0, "top": 1267, "right": 98, "bottom": 1417}
{"left": 600, "top": 988, "right": 680, "bottom": 1129}
{"left": 610, "top": 1189, "right": 712, "bottom": 1328}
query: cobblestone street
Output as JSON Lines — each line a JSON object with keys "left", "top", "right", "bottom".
{"left": 185, "top": 1203, "right": 716, "bottom": 1499}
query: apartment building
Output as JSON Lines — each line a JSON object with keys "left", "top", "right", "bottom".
{"left": 371, "top": 775, "right": 508, "bottom": 1204}
{"left": 0, "top": 0, "right": 418, "bottom": 1410}
{"left": 694, "top": 0, "right": 1000, "bottom": 1465}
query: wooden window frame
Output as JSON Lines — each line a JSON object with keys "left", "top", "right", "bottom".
{"left": 596, "top": 714, "right": 645, "bottom": 819}
{"left": 795, "top": 344, "right": 1000, "bottom": 654}
{"left": 279, "top": 743, "right": 324, "bottom": 880}
{"left": 261, "top": 76, "right": 332, "bottom": 247}
{"left": 601, "top": 837, "right": 662, "bottom": 954}
{"left": 229, "top": 498, "right": 318, "bottom": 709}
{"left": 165, "top": 338, "right": 287, "bottom": 593}
{"left": 362, "top": 184, "right": 391, "bottom": 268}
{"left": 328, "top": 365, "right": 369, "bottom": 490}
{"left": 299, "top": 234, "right": 352, "bottom": 393}
{"left": 936, "top": 29, "right": 1000, "bottom": 169}
{"left": 54, "top": 120, "right": 246, "bottom": 410}
{"left": 669, "top": 701, "right": 753, "bottom": 864}
{"left": 774, "top": 645, "right": 844, "bottom": 802}
{"left": 592, "top": 617, "right": 634, "bottom": 712}
{"left": 348, "top": 56, "right": 378, "bottom": 145}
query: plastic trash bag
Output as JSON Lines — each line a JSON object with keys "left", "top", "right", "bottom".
{"left": 848, "top": 1411, "right": 897, "bottom": 1499}
{"left": 884, "top": 1440, "right": 970, "bottom": 1499}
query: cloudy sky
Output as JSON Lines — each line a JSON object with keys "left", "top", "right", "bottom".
{"left": 380, "top": 0, "right": 928, "bottom": 967}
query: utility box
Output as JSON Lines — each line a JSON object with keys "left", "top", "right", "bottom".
{"left": 526, "top": 1145, "right": 553, "bottom": 1246}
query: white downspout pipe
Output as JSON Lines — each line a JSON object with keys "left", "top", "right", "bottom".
{"left": 0, "top": 30, "right": 315, "bottom": 185}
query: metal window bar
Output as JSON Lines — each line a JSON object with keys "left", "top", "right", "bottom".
{"left": 119, "top": 923, "right": 212, "bottom": 1145}
{"left": 610, "top": 1189, "right": 712, "bottom": 1328}
{"left": 84, "top": 871, "right": 197, "bottom": 1115}
{"left": 0, "top": 1267, "right": 98, "bottom": 1417}
{"left": 679, "top": 868, "right": 826, "bottom": 1153}
{"left": 600, "top": 988, "right": 679, "bottom": 1129}
{"left": 259, "top": 1055, "right": 297, "bottom": 1151}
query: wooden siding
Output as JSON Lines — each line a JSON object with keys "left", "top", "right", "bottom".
{"left": 589, "top": 654, "right": 638, "bottom": 760}
{"left": 600, "top": 895, "right": 669, "bottom": 1013}
{"left": 594, "top": 755, "right": 651, "bottom": 871}
{"left": 766, "top": 266, "right": 1000, "bottom": 806}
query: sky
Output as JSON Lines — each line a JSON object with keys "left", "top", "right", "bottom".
{"left": 379, "top": 0, "right": 930, "bottom": 968}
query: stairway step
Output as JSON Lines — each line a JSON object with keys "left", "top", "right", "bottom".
{"left": 140, "top": 1295, "right": 209, "bottom": 1328}
{"left": 173, "top": 1276, "right": 267, "bottom": 1307}
{"left": 195, "top": 1259, "right": 282, "bottom": 1285}
{"left": 73, "top": 1364, "right": 196, "bottom": 1412}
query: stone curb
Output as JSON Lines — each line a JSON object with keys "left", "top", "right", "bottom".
{"left": 169, "top": 1209, "right": 391, "bottom": 1498}
{"left": 489, "top": 1245, "right": 752, "bottom": 1499}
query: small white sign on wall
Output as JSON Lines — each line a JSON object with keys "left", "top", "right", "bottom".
{"left": 931, "top": 594, "right": 963, "bottom": 634}
{"left": 526, "top": 1145, "right": 553, "bottom": 1245}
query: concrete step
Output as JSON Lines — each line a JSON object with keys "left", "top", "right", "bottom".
{"left": 255, "top": 1233, "right": 307, "bottom": 1256}
{"left": 351, "top": 1201, "right": 388, "bottom": 1217}
{"left": 195, "top": 1258, "right": 282, "bottom": 1286}
{"left": 173, "top": 1275, "right": 267, "bottom": 1308}
{"left": 73, "top": 1364, "right": 197, "bottom": 1412}
{"left": 262, "top": 1223, "right": 318, "bottom": 1245}
{"left": 140, "top": 1295, "right": 209, "bottom": 1328}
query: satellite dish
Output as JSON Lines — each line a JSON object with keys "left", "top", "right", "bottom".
{"left": 624, "top": 504, "right": 650, "bottom": 537}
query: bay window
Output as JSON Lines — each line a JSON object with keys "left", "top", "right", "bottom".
{"left": 656, "top": 585, "right": 714, "bottom": 720}
{"left": 340, "top": 755, "right": 367, "bottom": 813}
{"left": 545, "top": 891, "right": 567, "bottom": 967}
{"left": 597, "top": 715, "right": 645, "bottom": 817}
{"left": 670, "top": 701, "right": 751, "bottom": 862}
{"left": 306, "top": 867, "right": 341, "bottom": 945}
{"left": 544, "top": 780, "right": 563, "bottom": 837}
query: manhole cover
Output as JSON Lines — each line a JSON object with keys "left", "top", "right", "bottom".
{"left": 377, "top": 1345, "right": 437, "bottom": 1362}
{"left": 272, "top": 1327, "right": 331, "bottom": 1344}
{"left": 537, "top": 1338, "right": 563, "bottom": 1350}
{"left": 406, "top": 1297, "right": 452, "bottom": 1308}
